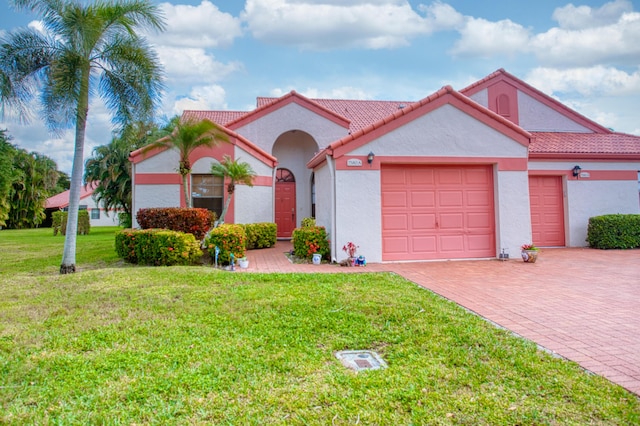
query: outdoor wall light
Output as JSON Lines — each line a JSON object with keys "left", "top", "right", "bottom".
{"left": 367, "top": 151, "right": 375, "bottom": 165}
{"left": 572, "top": 165, "right": 582, "bottom": 177}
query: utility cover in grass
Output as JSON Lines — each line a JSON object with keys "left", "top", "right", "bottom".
{"left": 335, "top": 350, "right": 388, "bottom": 371}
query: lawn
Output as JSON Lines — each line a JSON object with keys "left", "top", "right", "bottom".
{"left": 1, "top": 228, "right": 638, "bottom": 424}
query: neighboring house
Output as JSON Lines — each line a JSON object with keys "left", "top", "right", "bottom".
{"left": 130, "top": 69, "right": 640, "bottom": 263}
{"left": 45, "top": 183, "right": 121, "bottom": 227}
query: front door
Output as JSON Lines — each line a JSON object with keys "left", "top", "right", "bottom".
{"left": 275, "top": 168, "right": 296, "bottom": 238}
{"left": 529, "top": 175, "right": 565, "bottom": 246}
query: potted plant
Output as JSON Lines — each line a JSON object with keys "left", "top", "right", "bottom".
{"left": 238, "top": 256, "right": 249, "bottom": 269}
{"left": 342, "top": 241, "right": 359, "bottom": 264}
{"left": 521, "top": 243, "right": 539, "bottom": 263}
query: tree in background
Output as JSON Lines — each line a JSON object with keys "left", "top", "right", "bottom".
{"left": 0, "top": 0, "right": 165, "bottom": 273}
{"left": 210, "top": 155, "right": 256, "bottom": 225}
{"left": 0, "top": 130, "right": 17, "bottom": 227}
{"left": 84, "top": 120, "right": 170, "bottom": 226}
{"left": 143, "top": 118, "right": 228, "bottom": 208}
{"left": 0, "top": 129, "right": 63, "bottom": 229}
{"left": 7, "top": 150, "right": 59, "bottom": 229}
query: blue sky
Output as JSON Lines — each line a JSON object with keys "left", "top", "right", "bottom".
{"left": 1, "top": 0, "right": 639, "bottom": 174}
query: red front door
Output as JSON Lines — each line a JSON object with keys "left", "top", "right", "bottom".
{"left": 275, "top": 169, "right": 296, "bottom": 238}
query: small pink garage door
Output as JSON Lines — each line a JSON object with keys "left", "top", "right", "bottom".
{"left": 381, "top": 165, "right": 496, "bottom": 261}
{"left": 528, "top": 176, "right": 565, "bottom": 247}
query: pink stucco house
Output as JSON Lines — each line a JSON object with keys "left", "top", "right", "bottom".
{"left": 130, "top": 69, "right": 640, "bottom": 263}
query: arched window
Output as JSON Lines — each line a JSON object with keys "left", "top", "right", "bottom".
{"left": 276, "top": 168, "right": 295, "bottom": 182}
{"left": 497, "top": 94, "right": 510, "bottom": 117}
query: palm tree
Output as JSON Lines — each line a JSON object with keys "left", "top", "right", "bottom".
{"left": 211, "top": 155, "right": 256, "bottom": 225}
{"left": 0, "top": 0, "right": 165, "bottom": 273}
{"left": 144, "top": 118, "right": 228, "bottom": 208}
{"left": 84, "top": 120, "right": 164, "bottom": 226}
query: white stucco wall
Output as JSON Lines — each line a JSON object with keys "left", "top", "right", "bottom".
{"left": 494, "top": 170, "right": 533, "bottom": 257}
{"left": 517, "top": 92, "right": 592, "bottom": 132}
{"left": 334, "top": 168, "right": 383, "bottom": 263}
{"left": 350, "top": 104, "right": 529, "bottom": 159}
{"left": 135, "top": 148, "right": 180, "bottom": 173}
{"left": 467, "top": 89, "right": 488, "bottom": 108}
{"left": 234, "top": 103, "right": 348, "bottom": 153}
{"left": 233, "top": 184, "right": 274, "bottom": 224}
{"left": 314, "top": 163, "right": 333, "bottom": 235}
{"left": 567, "top": 180, "right": 639, "bottom": 246}
{"left": 234, "top": 146, "right": 274, "bottom": 177}
{"left": 132, "top": 184, "right": 181, "bottom": 227}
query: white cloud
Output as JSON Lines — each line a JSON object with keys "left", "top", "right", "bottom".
{"left": 152, "top": 1, "right": 242, "bottom": 48}
{"left": 532, "top": 10, "right": 640, "bottom": 67}
{"left": 525, "top": 66, "right": 640, "bottom": 97}
{"left": 157, "top": 47, "right": 243, "bottom": 87}
{"left": 450, "top": 16, "right": 531, "bottom": 58}
{"left": 552, "top": 0, "right": 633, "bottom": 30}
{"left": 418, "top": 1, "right": 464, "bottom": 31}
{"left": 168, "top": 85, "right": 228, "bottom": 116}
{"left": 241, "top": 0, "right": 434, "bottom": 50}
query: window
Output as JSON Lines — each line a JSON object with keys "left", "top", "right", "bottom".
{"left": 192, "top": 174, "right": 224, "bottom": 218}
{"left": 90, "top": 209, "right": 100, "bottom": 220}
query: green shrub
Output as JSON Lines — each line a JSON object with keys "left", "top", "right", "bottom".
{"left": 587, "top": 214, "right": 640, "bottom": 249}
{"left": 118, "top": 212, "right": 132, "bottom": 228}
{"left": 52, "top": 210, "right": 90, "bottom": 236}
{"left": 115, "top": 228, "right": 202, "bottom": 266}
{"left": 292, "top": 225, "right": 330, "bottom": 260}
{"left": 136, "top": 208, "right": 215, "bottom": 240}
{"left": 242, "top": 222, "right": 277, "bottom": 249}
{"left": 203, "top": 224, "right": 246, "bottom": 265}
{"left": 301, "top": 217, "right": 316, "bottom": 228}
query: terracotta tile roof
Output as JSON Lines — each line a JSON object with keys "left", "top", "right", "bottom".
{"left": 45, "top": 184, "right": 96, "bottom": 209}
{"left": 531, "top": 132, "right": 640, "bottom": 156}
{"left": 182, "top": 110, "right": 247, "bottom": 126}
{"left": 257, "top": 96, "right": 415, "bottom": 133}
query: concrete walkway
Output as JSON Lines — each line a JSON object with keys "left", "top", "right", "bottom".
{"left": 241, "top": 242, "right": 640, "bottom": 395}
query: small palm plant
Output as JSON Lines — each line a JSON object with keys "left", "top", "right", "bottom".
{"left": 211, "top": 155, "right": 257, "bottom": 226}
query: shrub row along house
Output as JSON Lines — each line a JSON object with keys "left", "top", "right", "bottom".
{"left": 130, "top": 69, "right": 640, "bottom": 263}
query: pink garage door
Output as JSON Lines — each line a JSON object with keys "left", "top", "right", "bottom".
{"left": 381, "top": 165, "right": 495, "bottom": 261}
{"left": 529, "top": 176, "right": 565, "bottom": 247}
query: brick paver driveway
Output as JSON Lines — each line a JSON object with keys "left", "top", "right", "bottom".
{"left": 247, "top": 244, "right": 640, "bottom": 395}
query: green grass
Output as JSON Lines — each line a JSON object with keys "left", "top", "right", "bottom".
{"left": 1, "top": 228, "right": 638, "bottom": 424}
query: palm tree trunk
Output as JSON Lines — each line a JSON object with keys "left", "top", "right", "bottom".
{"left": 60, "top": 67, "right": 90, "bottom": 274}
{"left": 217, "top": 187, "right": 234, "bottom": 226}
{"left": 182, "top": 173, "right": 191, "bottom": 208}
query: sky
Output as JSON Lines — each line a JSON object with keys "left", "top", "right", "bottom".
{"left": 1, "top": 0, "right": 639, "bottom": 175}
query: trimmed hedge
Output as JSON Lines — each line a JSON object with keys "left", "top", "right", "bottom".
{"left": 52, "top": 210, "right": 90, "bottom": 236}
{"left": 292, "top": 225, "right": 330, "bottom": 261}
{"left": 241, "top": 222, "right": 277, "bottom": 249}
{"left": 115, "top": 228, "right": 202, "bottom": 266}
{"left": 587, "top": 214, "right": 640, "bottom": 249}
{"left": 204, "top": 224, "right": 247, "bottom": 265}
{"left": 136, "top": 208, "right": 215, "bottom": 240}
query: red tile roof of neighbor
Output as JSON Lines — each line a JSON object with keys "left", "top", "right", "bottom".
{"left": 45, "top": 184, "right": 96, "bottom": 209}
{"left": 531, "top": 132, "right": 640, "bottom": 157}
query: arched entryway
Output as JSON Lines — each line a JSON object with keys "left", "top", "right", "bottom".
{"left": 272, "top": 130, "right": 319, "bottom": 237}
{"left": 275, "top": 168, "right": 296, "bottom": 238}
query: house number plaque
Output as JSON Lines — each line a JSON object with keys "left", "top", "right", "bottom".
{"left": 347, "top": 159, "right": 362, "bottom": 167}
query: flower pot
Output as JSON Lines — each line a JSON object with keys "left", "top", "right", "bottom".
{"left": 312, "top": 253, "right": 322, "bottom": 265}
{"left": 521, "top": 250, "right": 538, "bottom": 263}
{"left": 238, "top": 259, "right": 249, "bottom": 269}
